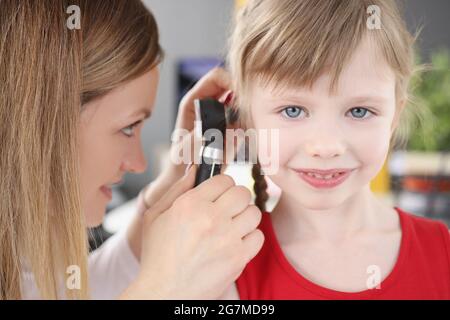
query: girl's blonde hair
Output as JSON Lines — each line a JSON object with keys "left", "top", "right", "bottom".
{"left": 0, "top": 0, "right": 162, "bottom": 299}
{"left": 227, "top": 0, "right": 426, "bottom": 212}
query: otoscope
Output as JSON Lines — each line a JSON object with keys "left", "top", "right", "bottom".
{"left": 193, "top": 97, "right": 239, "bottom": 187}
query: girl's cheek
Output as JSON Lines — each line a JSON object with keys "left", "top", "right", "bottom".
{"left": 276, "top": 129, "right": 298, "bottom": 166}
{"left": 351, "top": 123, "right": 391, "bottom": 161}
{"left": 349, "top": 124, "right": 392, "bottom": 182}
{"left": 256, "top": 126, "right": 295, "bottom": 173}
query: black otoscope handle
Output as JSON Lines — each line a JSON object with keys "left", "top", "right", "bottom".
{"left": 193, "top": 98, "right": 226, "bottom": 187}
{"left": 194, "top": 162, "right": 222, "bottom": 186}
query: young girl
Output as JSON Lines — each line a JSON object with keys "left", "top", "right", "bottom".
{"left": 222, "top": 0, "right": 450, "bottom": 299}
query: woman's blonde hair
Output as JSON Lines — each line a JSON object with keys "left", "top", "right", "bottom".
{"left": 227, "top": 0, "right": 426, "bottom": 212}
{"left": 0, "top": 0, "right": 162, "bottom": 299}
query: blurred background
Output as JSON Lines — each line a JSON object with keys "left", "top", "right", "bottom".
{"left": 90, "top": 0, "right": 450, "bottom": 248}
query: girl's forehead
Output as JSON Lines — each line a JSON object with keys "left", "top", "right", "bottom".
{"left": 252, "top": 37, "right": 395, "bottom": 99}
{"left": 340, "top": 37, "right": 395, "bottom": 84}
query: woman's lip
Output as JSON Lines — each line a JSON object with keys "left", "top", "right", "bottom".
{"left": 294, "top": 169, "right": 354, "bottom": 189}
{"left": 100, "top": 186, "right": 113, "bottom": 200}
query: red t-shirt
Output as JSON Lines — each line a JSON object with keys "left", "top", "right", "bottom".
{"left": 236, "top": 207, "right": 450, "bottom": 299}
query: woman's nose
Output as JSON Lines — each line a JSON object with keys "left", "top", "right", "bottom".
{"left": 121, "top": 144, "right": 148, "bottom": 174}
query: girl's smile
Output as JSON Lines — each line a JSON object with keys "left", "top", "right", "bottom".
{"left": 293, "top": 168, "right": 357, "bottom": 189}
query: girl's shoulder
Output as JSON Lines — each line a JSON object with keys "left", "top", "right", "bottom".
{"left": 395, "top": 207, "right": 450, "bottom": 267}
{"left": 395, "top": 206, "right": 450, "bottom": 240}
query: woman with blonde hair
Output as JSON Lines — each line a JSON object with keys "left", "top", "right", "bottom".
{"left": 0, "top": 0, "right": 263, "bottom": 299}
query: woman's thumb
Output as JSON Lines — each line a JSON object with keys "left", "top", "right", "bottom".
{"left": 144, "top": 164, "right": 197, "bottom": 225}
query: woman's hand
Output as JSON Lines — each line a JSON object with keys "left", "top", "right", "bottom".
{"left": 176, "top": 67, "right": 231, "bottom": 132}
{"left": 126, "top": 67, "right": 237, "bottom": 262}
{"left": 162, "top": 67, "right": 233, "bottom": 183}
{"left": 121, "top": 165, "right": 264, "bottom": 299}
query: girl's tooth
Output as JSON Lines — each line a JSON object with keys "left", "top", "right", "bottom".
{"left": 305, "top": 172, "right": 342, "bottom": 180}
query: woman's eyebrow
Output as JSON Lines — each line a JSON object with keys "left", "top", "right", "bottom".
{"left": 128, "top": 107, "right": 152, "bottom": 120}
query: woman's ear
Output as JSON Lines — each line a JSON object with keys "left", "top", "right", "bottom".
{"left": 391, "top": 99, "right": 406, "bottom": 134}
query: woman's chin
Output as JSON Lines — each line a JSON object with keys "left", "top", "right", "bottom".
{"left": 83, "top": 202, "right": 107, "bottom": 228}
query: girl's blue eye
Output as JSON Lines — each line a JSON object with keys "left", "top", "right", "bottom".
{"left": 121, "top": 121, "right": 141, "bottom": 137}
{"left": 281, "top": 106, "right": 306, "bottom": 119}
{"left": 348, "top": 107, "right": 372, "bottom": 119}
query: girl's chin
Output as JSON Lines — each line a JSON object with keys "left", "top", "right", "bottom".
{"left": 282, "top": 185, "right": 350, "bottom": 209}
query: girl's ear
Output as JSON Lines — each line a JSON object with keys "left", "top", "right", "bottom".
{"left": 391, "top": 99, "right": 406, "bottom": 134}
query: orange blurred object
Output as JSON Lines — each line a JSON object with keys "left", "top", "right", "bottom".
{"left": 403, "top": 176, "right": 450, "bottom": 193}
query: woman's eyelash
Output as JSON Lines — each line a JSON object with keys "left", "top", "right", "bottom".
{"left": 121, "top": 120, "right": 142, "bottom": 137}
{"left": 279, "top": 106, "right": 376, "bottom": 120}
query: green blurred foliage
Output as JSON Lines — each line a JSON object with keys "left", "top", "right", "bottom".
{"left": 407, "top": 50, "right": 450, "bottom": 152}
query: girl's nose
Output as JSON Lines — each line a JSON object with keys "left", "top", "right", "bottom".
{"left": 302, "top": 118, "right": 347, "bottom": 159}
{"left": 304, "top": 137, "right": 346, "bottom": 159}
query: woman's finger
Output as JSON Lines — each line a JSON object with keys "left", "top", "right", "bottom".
{"left": 176, "top": 68, "right": 231, "bottom": 130}
{"left": 241, "top": 228, "right": 265, "bottom": 263}
{"left": 232, "top": 205, "right": 262, "bottom": 237}
{"left": 191, "top": 174, "right": 236, "bottom": 202}
{"left": 185, "top": 67, "right": 231, "bottom": 101}
{"left": 214, "top": 185, "right": 252, "bottom": 219}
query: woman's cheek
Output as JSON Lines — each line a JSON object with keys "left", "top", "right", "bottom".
{"left": 81, "top": 135, "right": 121, "bottom": 228}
